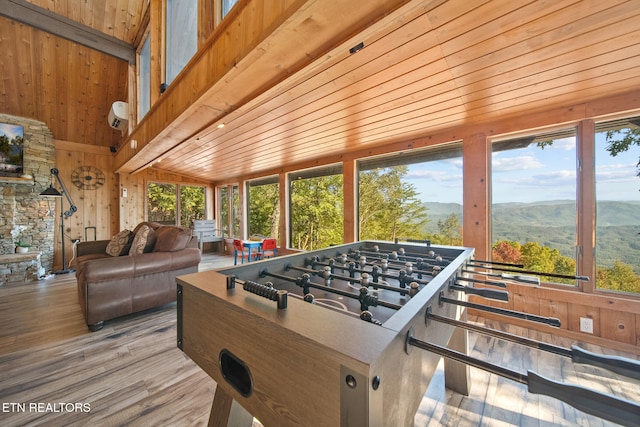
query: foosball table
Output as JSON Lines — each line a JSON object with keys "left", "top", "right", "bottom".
{"left": 176, "top": 241, "right": 640, "bottom": 427}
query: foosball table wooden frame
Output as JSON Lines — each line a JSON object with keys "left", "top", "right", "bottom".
{"left": 177, "top": 241, "right": 474, "bottom": 426}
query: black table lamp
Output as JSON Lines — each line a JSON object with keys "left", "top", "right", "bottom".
{"left": 40, "top": 168, "right": 77, "bottom": 274}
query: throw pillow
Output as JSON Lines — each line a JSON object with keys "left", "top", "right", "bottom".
{"left": 129, "top": 225, "right": 151, "bottom": 255}
{"left": 105, "top": 230, "right": 132, "bottom": 256}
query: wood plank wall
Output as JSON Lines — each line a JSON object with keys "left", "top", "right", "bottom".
{"left": 470, "top": 282, "right": 640, "bottom": 355}
{"left": 54, "top": 140, "right": 118, "bottom": 269}
{"left": 53, "top": 141, "right": 210, "bottom": 269}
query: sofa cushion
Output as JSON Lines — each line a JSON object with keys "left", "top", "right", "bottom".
{"left": 153, "top": 226, "right": 193, "bottom": 252}
{"left": 129, "top": 225, "right": 155, "bottom": 255}
{"left": 105, "top": 229, "right": 133, "bottom": 256}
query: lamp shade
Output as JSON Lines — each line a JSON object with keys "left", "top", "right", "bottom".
{"left": 40, "top": 185, "right": 62, "bottom": 196}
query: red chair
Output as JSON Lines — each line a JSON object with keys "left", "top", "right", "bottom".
{"left": 260, "top": 238, "right": 278, "bottom": 259}
{"left": 233, "top": 239, "right": 252, "bottom": 265}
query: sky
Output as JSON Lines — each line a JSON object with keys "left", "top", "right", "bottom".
{"left": 0, "top": 123, "right": 23, "bottom": 140}
{"left": 403, "top": 133, "right": 640, "bottom": 205}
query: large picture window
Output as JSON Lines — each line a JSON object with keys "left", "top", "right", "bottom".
{"left": 491, "top": 131, "right": 578, "bottom": 285}
{"left": 147, "top": 182, "right": 205, "bottom": 226}
{"left": 594, "top": 118, "right": 640, "bottom": 294}
{"left": 247, "top": 177, "right": 280, "bottom": 241}
{"left": 166, "top": 0, "right": 198, "bottom": 85}
{"left": 290, "top": 165, "right": 343, "bottom": 250}
{"left": 138, "top": 34, "right": 151, "bottom": 119}
{"left": 217, "top": 185, "right": 240, "bottom": 237}
{"left": 358, "top": 144, "right": 463, "bottom": 244}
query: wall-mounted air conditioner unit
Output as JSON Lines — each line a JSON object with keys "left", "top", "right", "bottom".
{"left": 108, "top": 101, "right": 129, "bottom": 131}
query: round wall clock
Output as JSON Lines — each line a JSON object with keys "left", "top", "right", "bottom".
{"left": 71, "top": 166, "right": 106, "bottom": 190}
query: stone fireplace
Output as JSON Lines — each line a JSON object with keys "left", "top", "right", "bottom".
{"left": 1, "top": 114, "right": 57, "bottom": 283}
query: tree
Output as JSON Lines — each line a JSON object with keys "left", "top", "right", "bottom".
{"left": 248, "top": 183, "right": 280, "bottom": 238}
{"left": 492, "top": 240, "right": 522, "bottom": 264}
{"left": 431, "top": 213, "right": 462, "bottom": 246}
{"left": 597, "top": 261, "right": 640, "bottom": 293}
{"left": 359, "top": 166, "right": 429, "bottom": 241}
{"left": 147, "top": 183, "right": 177, "bottom": 224}
{"left": 491, "top": 240, "right": 576, "bottom": 285}
{"left": 291, "top": 174, "right": 343, "bottom": 250}
{"left": 179, "top": 185, "right": 205, "bottom": 227}
{"left": 606, "top": 127, "right": 640, "bottom": 177}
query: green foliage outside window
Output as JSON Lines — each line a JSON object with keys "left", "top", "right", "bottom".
{"left": 179, "top": 185, "right": 205, "bottom": 227}
{"left": 359, "top": 166, "right": 428, "bottom": 241}
{"left": 147, "top": 183, "right": 177, "bottom": 224}
{"left": 147, "top": 182, "right": 204, "bottom": 226}
{"left": 493, "top": 239, "right": 640, "bottom": 292}
{"left": 248, "top": 183, "right": 280, "bottom": 239}
{"left": 291, "top": 174, "right": 343, "bottom": 251}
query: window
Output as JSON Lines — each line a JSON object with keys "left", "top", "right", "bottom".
{"left": 219, "top": 186, "right": 229, "bottom": 234}
{"left": 358, "top": 144, "right": 463, "bottom": 244}
{"left": 290, "top": 165, "right": 343, "bottom": 250}
{"left": 147, "top": 182, "right": 205, "bottom": 226}
{"left": 138, "top": 34, "right": 151, "bottom": 119}
{"left": 231, "top": 184, "right": 240, "bottom": 237}
{"left": 179, "top": 185, "right": 206, "bottom": 227}
{"left": 247, "top": 177, "right": 280, "bottom": 241}
{"left": 595, "top": 118, "right": 640, "bottom": 294}
{"left": 166, "top": 0, "right": 198, "bottom": 85}
{"left": 222, "top": 0, "right": 238, "bottom": 18}
{"left": 147, "top": 183, "right": 177, "bottom": 224}
{"left": 491, "top": 130, "right": 578, "bottom": 285}
{"left": 218, "top": 185, "right": 240, "bottom": 237}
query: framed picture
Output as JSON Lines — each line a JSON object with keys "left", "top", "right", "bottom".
{"left": 0, "top": 123, "right": 24, "bottom": 176}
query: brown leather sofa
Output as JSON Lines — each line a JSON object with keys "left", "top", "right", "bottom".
{"left": 75, "top": 222, "right": 201, "bottom": 331}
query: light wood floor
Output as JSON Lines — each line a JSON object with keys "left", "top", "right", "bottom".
{"left": 0, "top": 253, "right": 638, "bottom": 426}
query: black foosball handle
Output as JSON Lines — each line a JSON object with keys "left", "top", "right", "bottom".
{"left": 527, "top": 371, "right": 640, "bottom": 427}
{"left": 571, "top": 345, "right": 640, "bottom": 381}
{"left": 450, "top": 283, "right": 509, "bottom": 302}
{"left": 242, "top": 280, "right": 288, "bottom": 309}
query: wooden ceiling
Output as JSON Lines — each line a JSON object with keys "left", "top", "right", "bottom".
{"left": 1, "top": 0, "right": 639, "bottom": 183}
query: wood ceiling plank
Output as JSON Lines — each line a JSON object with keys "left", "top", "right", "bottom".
{"left": 441, "top": 0, "right": 633, "bottom": 72}
{"left": 170, "top": 11, "right": 446, "bottom": 172}
{"left": 453, "top": 24, "right": 640, "bottom": 93}
{"left": 174, "top": 88, "right": 466, "bottom": 173}
{"left": 173, "top": 66, "right": 640, "bottom": 179}
{"left": 465, "top": 68, "right": 640, "bottom": 123}
{"left": 460, "top": 46, "right": 640, "bottom": 109}
{"left": 190, "top": 8, "right": 440, "bottom": 145}
{"left": 176, "top": 49, "right": 451, "bottom": 169}
{"left": 432, "top": 0, "right": 579, "bottom": 51}
{"left": 192, "top": 76, "right": 461, "bottom": 168}
{"left": 424, "top": 0, "right": 492, "bottom": 30}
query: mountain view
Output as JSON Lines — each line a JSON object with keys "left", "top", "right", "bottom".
{"left": 423, "top": 200, "right": 640, "bottom": 273}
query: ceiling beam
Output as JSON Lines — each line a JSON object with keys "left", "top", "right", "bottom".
{"left": 0, "top": 0, "right": 135, "bottom": 63}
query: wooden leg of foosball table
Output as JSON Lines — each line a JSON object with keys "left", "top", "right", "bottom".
{"left": 208, "top": 387, "right": 253, "bottom": 427}
{"left": 444, "top": 308, "right": 471, "bottom": 396}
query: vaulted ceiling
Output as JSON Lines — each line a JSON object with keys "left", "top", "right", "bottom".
{"left": 1, "top": 0, "right": 639, "bottom": 183}
{"left": 0, "top": 0, "right": 146, "bottom": 148}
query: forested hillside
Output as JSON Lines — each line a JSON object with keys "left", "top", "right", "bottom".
{"left": 423, "top": 200, "right": 640, "bottom": 272}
